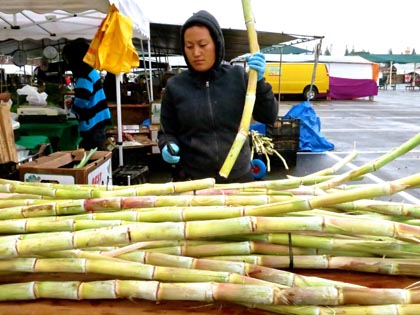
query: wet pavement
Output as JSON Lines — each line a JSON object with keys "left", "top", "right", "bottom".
{"left": 149, "top": 85, "right": 420, "bottom": 203}
{"left": 272, "top": 85, "right": 420, "bottom": 203}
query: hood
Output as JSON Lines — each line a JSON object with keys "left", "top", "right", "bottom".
{"left": 180, "top": 10, "right": 225, "bottom": 72}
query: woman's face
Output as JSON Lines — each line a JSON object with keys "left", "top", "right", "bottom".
{"left": 184, "top": 25, "right": 216, "bottom": 72}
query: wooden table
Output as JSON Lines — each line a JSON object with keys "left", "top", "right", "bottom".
{"left": 0, "top": 270, "right": 418, "bottom": 315}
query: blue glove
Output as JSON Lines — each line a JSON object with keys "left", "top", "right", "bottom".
{"left": 247, "top": 52, "right": 266, "bottom": 81}
{"left": 162, "top": 143, "right": 180, "bottom": 164}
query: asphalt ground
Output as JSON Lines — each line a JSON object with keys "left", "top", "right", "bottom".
{"left": 271, "top": 86, "right": 420, "bottom": 203}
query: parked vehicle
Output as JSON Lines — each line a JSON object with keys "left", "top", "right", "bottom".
{"left": 264, "top": 63, "right": 329, "bottom": 100}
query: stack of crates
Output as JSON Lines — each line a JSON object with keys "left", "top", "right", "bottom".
{"left": 266, "top": 117, "right": 300, "bottom": 168}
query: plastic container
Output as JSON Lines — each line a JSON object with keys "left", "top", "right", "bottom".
{"left": 266, "top": 117, "right": 300, "bottom": 168}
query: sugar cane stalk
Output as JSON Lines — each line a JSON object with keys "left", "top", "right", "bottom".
{"left": 74, "top": 148, "right": 97, "bottom": 169}
{"left": 0, "top": 257, "right": 278, "bottom": 287}
{"left": 0, "top": 178, "right": 215, "bottom": 199}
{"left": 333, "top": 199, "right": 420, "bottom": 219}
{"left": 219, "top": 0, "right": 259, "bottom": 178}
{"left": 4, "top": 212, "right": 420, "bottom": 259}
{"left": 0, "top": 279, "right": 419, "bottom": 306}
{"left": 246, "top": 173, "right": 420, "bottom": 217}
{"left": 206, "top": 254, "right": 420, "bottom": 277}
{"left": 315, "top": 131, "right": 420, "bottom": 190}
{"left": 0, "top": 194, "right": 295, "bottom": 220}
{"left": 236, "top": 232, "right": 420, "bottom": 258}
{"left": 251, "top": 303, "right": 420, "bottom": 315}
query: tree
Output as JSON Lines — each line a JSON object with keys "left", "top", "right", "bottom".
{"left": 324, "top": 47, "right": 331, "bottom": 56}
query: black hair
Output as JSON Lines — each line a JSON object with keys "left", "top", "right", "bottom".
{"left": 62, "top": 38, "right": 91, "bottom": 77}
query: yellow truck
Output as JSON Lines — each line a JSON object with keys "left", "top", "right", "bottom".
{"left": 264, "top": 62, "right": 330, "bottom": 100}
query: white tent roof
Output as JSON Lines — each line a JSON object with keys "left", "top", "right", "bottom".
{"left": 0, "top": 0, "right": 150, "bottom": 41}
{"left": 394, "top": 63, "right": 420, "bottom": 75}
{"left": 1, "top": 1, "right": 109, "bottom": 14}
{"left": 264, "top": 54, "right": 375, "bottom": 64}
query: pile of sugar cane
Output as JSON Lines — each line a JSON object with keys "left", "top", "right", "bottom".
{"left": 0, "top": 133, "right": 420, "bottom": 314}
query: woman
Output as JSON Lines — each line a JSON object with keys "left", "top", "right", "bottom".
{"left": 158, "top": 10, "right": 278, "bottom": 183}
{"left": 62, "top": 39, "right": 112, "bottom": 150}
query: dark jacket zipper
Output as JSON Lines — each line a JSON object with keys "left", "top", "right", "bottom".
{"left": 206, "top": 80, "right": 220, "bottom": 164}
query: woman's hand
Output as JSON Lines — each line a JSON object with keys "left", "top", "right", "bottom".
{"left": 162, "top": 143, "right": 180, "bottom": 164}
{"left": 247, "top": 52, "right": 266, "bottom": 81}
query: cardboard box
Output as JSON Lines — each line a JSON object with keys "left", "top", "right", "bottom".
{"left": 149, "top": 124, "right": 159, "bottom": 141}
{"left": 152, "top": 146, "right": 160, "bottom": 154}
{"left": 19, "top": 150, "right": 113, "bottom": 185}
{"left": 149, "top": 124, "right": 160, "bottom": 154}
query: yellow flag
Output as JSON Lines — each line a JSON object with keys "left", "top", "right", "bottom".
{"left": 84, "top": 4, "right": 139, "bottom": 74}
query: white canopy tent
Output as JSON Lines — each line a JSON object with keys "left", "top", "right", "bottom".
{"left": 0, "top": 0, "right": 152, "bottom": 167}
{"left": 0, "top": 0, "right": 149, "bottom": 41}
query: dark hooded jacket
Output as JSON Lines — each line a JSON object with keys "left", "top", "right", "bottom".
{"left": 158, "top": 10, "right": 278, "bottom": 183}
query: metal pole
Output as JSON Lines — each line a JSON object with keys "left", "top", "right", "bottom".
{"left": 147, "top": 40, "right": 153, "bottom": 101}
{"left": 277, "top": 47, "right": 283, "bottom": 103}
{"left": 140, "top": 40, "right": 151, "bottom": 102}
{"left": 389, "top": 61, "right": 393, "bottom": 87}
{"left": 309, "top": 40, "right": 322, "bottom": 101}
{"left": 116, "top": 73, "right": 124, "bottom": 167}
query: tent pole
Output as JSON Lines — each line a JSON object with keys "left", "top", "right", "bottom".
{"left": 140, "top": 40, "right": 151, "bottom": 102}
{"left": 116, "top": 73, "right": 124, "bottom": 167}
{"left": 0, "top": 62, "right": 3, "bottom": 92}
{"left": 277, "top": 48, "right": 283, "bottom": 103}
{"left": 389, "top": 61, "right": 393, "bottom": 87}
{"left": 309, "top": 40, "right": 322, "bottom": 101}
{"left": 147, "top": 39, "right": 153, "bottom": 102}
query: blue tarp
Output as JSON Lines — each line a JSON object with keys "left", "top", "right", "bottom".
{"left": 284, "top": 101, "right": 334, "bottom": 152}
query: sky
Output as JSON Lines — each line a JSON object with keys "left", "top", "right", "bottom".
{"left": 139, "top": 0, "right": 419, "bottom": 56}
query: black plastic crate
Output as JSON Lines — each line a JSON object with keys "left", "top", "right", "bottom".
{"left": 0, "top": 161, "right": 18, "bottom": 180}
{"left": 266, "top": 117, "right": 300, "bottom": 138}
{"left": 271, "top": 149, "right": 298, "bottom": 168}
{"left": 266, "top": 118, "right": 300, "bottom": 168}
{"left": 112, "top": 165, "right": 149, "bottom": 186}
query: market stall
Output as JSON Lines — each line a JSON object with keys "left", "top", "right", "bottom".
{"left": 3, "top": 3, "right": 420, "bottom": 315}
{"left": 0, "top": 0, "right": 152, "bottom": 169}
